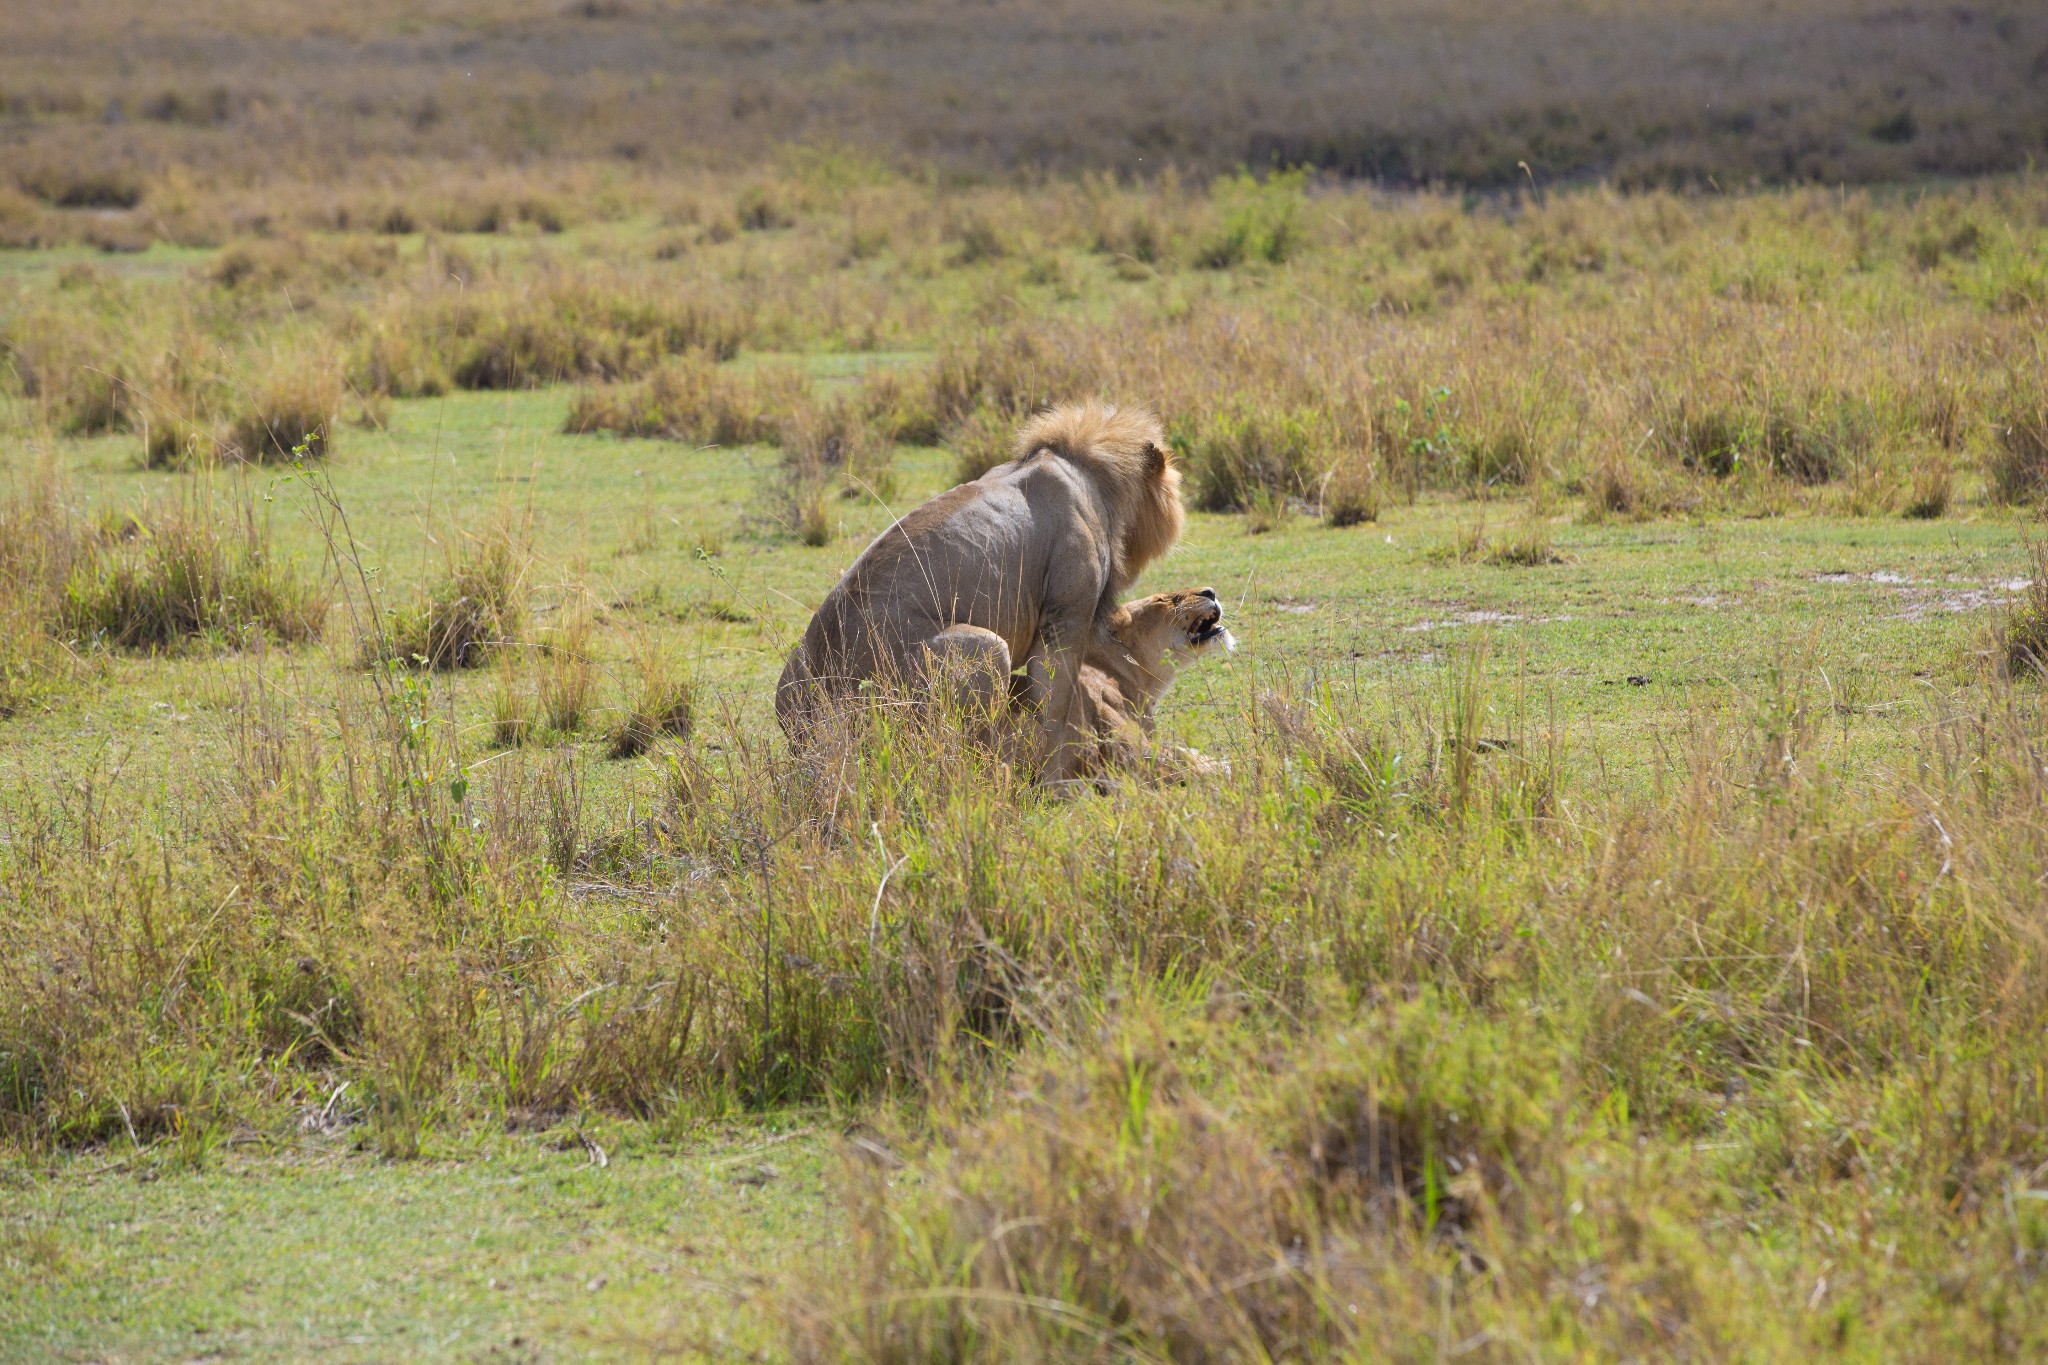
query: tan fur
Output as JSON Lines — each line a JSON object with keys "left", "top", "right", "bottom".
{"left": 1011, "top": 405, "right": 1185, "bottom": 598}
{"left": 776, "top": 401, "right": 1184, "bottom": 781}
{"left": 1067, "top": 587, "right": 1233, "bottom": 781}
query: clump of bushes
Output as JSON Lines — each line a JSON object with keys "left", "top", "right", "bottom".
{"left": 1901, "top": 456, "right": 1953, "bottom": 519}
{"left": 780, "top": 396, "right": 898, "bottom": 505}
{"left": 736, "top": 183, "right": 791, "bottom": 231}
{"left": 1584, "top": 449, "right": 1648, "bottom": 520}
{"left": 1321, "top": 452, "right": 1381, "bottom": 527}
{"left": 140, "top": 409, "right": 217, "bottom": 470}
{"left": 929, "top": 322, "right": 1100, "bottom": 428}
{"left": 608, "top": 650, "right": 693, "bottom": 758}
{"left": 222, "top": 354, "right": 342, "bottom": 462}
{"left": 58, "top": 496, "right": 327, "bottom": 649}
{"left": 1187, "top": 402, "right": 1332, "bottom": 512}
{"left": 1484, "top": 513, "right": 1562, "bottom": 566}
{"left": 1757, "top": 391, "right": 1875, "bottom": 485}
{"left": 537, "top": 608, "right": 597, "bottom": 733}
{"left": 0, "top": 469, "right": 83, "bottom": 716}
{"left": 946, "top": 406, "right": 1017, "bottom": 485}
{"left": 1998, "top": 539, "right": 2048, "bottom": 679}
{"left": 368, "top": 530, "right": 526, "bottom": 670}
{"left": 769, "top": 438, "right": 837, "bottom": 546}
{"left": 565, "top": 351, "right": 801, "bottom": 445}
{"left": 1986, "top": 377, "right": 2048, "bottom": 505}
{"left": 797, "top": 994, "right": 1558, "bottom": 1361}
{"left": 353, "top": 264, "right": 745, "bottom": 397}
{"left": 1195, "top": 170, "right": 1306, "bottom": 269}
{"left": 854, "top": 367, "right": 942, "bottom": 447}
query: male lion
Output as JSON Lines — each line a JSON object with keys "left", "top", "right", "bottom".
{"left": 775, "top": 402, "right": 1184, "bottom": 780}
{"left": 1067, "top": 586, "right": 1235, "bottom": 782}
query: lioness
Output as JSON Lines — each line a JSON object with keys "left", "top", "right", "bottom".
{"left": 1067, "top": 586, "right": 1235, "bottom": 780}
{"left": 776, "top": 403, "right": 1184, "bottom": 781}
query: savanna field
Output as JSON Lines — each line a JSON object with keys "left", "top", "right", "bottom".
{"left": 4, "top": 2, "right": 2048, "bottom": 1360}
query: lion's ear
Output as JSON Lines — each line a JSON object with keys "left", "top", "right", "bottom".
{"left": 1145, "top": 441, "right": 1171, "bottom": 477}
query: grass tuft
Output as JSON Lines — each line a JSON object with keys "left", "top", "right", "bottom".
{"left": 369, "top": 528, "right": 526, "bottom": 670}
{"left": 1321, "top": 453, "right": 1380, "bottom": 527}
{"left": 944, "top": 406, "right": 1016, "bottom": 486}
{"left": 222, "top": 354, "right": 341, "bottom": 463}
{"left": 58, "top": 492, "right": 327, "bottom": 649}
{"left": 1902, "top": 457, "right": 1953, "bottom": 519}
{"left": 1998, "top": 539, "right": 2048, "bottom": 680}
{"left": 1189, "top": 403, "right": 1329, "bottom": 512}
{"left": 1484, "top": 515, "right": 1562, "bottom": 566}
{"left": 565, "top": 351, "right": 798, "bottom": 446}
{"left": 1987, "top": 378, "right": 2048, "bottom": 506}
{"left": 608, "top": 649, "right": 693, "bottom": 758}
{"left": 537, "top": 609, "right": 597, "bottom": 734}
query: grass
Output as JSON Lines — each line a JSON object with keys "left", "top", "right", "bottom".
{"left": 3, "top": 382, "right": 2045, "bottom": 1356}
{"left": 2, "top": 1119, "right": 828, "bottom": 1361}
{"left": 3, "top": 0, "right": 2047, "bottom": 243}
{"left": 3, "top": 47, "right": 2048, "bottom": 1352}
{"left": 1998, "top": 537, "right": 2048, "bottom": 678}
{"left": 367, "top": 525, "right": 526, "bottom": 671}
{"left": 607, "top": 648, "right": 692, "bottom": 759}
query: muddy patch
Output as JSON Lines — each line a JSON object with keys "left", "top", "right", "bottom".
{"left": 1402, "top": 609, "right": 1572, "bottom": 633}
{"left": 1805, "top": 570, "right": 2031, "bottom": 621}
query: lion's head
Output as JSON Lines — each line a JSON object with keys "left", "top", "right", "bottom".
{"left": 1118, "top": 587, "right": 1235, "bottom": 665}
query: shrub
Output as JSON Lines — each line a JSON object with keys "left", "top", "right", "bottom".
{"left": 0, "top": 468, "right": 85, "bottom": 716}
{"left": 491, "top": 658, "right": 532, "bottom": 748}
{"left": 1649, "top": 394, "right": 1747, "bottom": 478}
{"left": 766, "top": 439, "right": 836, "bottom": 546}
{"left": 1485, "top": 514, "right": 1562, "bottom": 566}
{"left": 139, "top": 409, "right": 218, "bottom": 470}
{"left": 856, "top": 367, "right": 942, "bottom": 447}
{"left": 781, "top": 398, "right": 898, "bottom": 504}
{"left": 538, "top": 611, "right": 596, "bottom": 734}
{"left": 608, "top": 651, "right": 693, "bottom": 758}
{"left": 948, "top": 214, "right": 1006, "bottom": 265}
{"left": 944, "top": 405, "right": 1015, "bottom": 485}
{"left": 223, "top": 355, "right": 342, "bottom": 462}
{"left": 1586, "top": 450, "right": 1646, "bottom": 519}
{"left": 369, "top": 530, "right": 526, "bottom": 670}
{"left": 736, "top": 184, "right": 791, "bottom": 231}
{"left": 59, "top": 495, "right": 328, "bottom": 649}
{"left": 350, "top": 320, "right": 451, "bottom": 398}
{"left": 797, "top": 994, "right": 1559, "bottom": 1362}
{"left": 1998, "top": 540, "right": 2048, "bottom": 680}
{"left": 1195, "top": 170, "right": 1305, "bottom": 269}
{"left": 1243, "top": 485, "right": 1294, "bottom": 534}
{"left": 18, "top": 164, "right": 143, "bottom": 210}
{"left": 1188, "top": 403, "right": 1329, "bottom": 512}
{"left": 1987, "top": 381, "right": 2048, "bottom": 505}
{"left": 565, "top": 352, "right": 799, "bottom": 446}
{"left": 61, "top": 365, "right": 131, "bottom": 436}
{"left": 1322, "top": 452, "right": 1380, "bottom": 527}
{"left": 0, "top": 598, "right": 58, "bottom": 720}
{"left": 356, "top": 267, "right": 745, "bottom": 396}
{"left": 1758, "top": 391, "right": 1873, "bottom": 485}
{"left": 929, "top": 322, "right": 1099, "bottom": 426}
{"left": 1902, "top": 458, "right": 1953, "bottom": 519}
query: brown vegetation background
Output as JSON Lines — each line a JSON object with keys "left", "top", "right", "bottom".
{"left": 4, "top": 0, "right": 2046, "bottom": 197}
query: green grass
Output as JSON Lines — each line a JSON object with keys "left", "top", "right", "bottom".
{"left": 5, "top": 387, "right": 2025, "bottom": 785}
{"left": 0, "top": 386, "right": 2037, "bottom": 1354}
{"left": 4, "top": 173, "right": 2047, "bottom": 1361}
{"left": 3, "top": 1120, "right": 827, "bottom": 1362}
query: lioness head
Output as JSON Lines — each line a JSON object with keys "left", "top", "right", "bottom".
{"left": 1117, "top": 587, "right": 1235, "bottom": 666}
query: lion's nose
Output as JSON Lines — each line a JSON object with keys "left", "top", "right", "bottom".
{"left": 1196, "top": 587, "right": 1217, "bottom": 602}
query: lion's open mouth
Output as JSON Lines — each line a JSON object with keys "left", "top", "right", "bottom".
{"left": 1186, "top": 609, "right": 1234, "bottom": 652}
